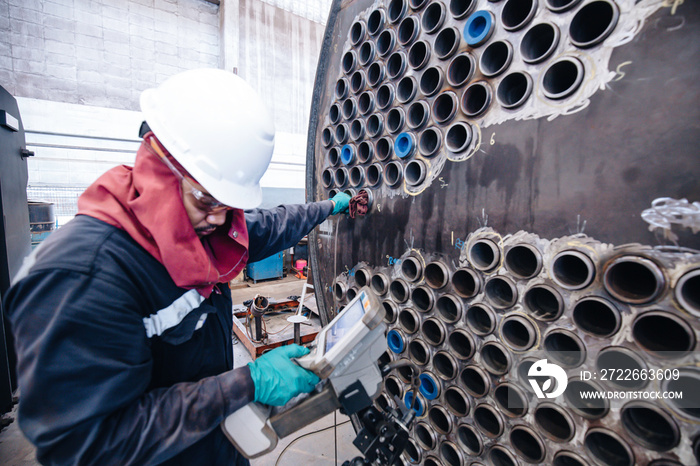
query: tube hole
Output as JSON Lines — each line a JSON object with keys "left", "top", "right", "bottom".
{"left": 436, "top": 295, "right": 461, "bottom": 323}
{"left": 425, "top": 261, "right": 448, "bottom": 288}
{"left": 384, "top": 161, "right": 403, "bottom": 187}
{"left": 382, "top": 300, "right": 398, "bottom": 324}
{"left": 350, "top": 20, "right": 366, "bottom": 45}
{"left": 474, "top": 404, "right": 504, "bottom": 438}
{"left": 390, "top": 279, "right": 410, "bottom": 303}
{"left": 408, "top": 40, "right": 430, "bottom": 70}
{"left": 422, "top": 1, "right": 446, "bottom": 34}
{"left": 419, "top": 67, "right": 443, "bottom": 97}
{"left": 359, "top": 41, "right": 375, "bottom": 66}
{"left": 407, "top": 101, "right": 429, "bottom": 129}
{"left": 424, "top": 457, "right": 440, "bottom": 466}
{"left": 350, "top": 70, "right": 366, "bottom": 94}
{"left": 552, "top": 249, "right": 595, "bottom": 290}
{"left": 410, "top": 0, "right": 429, "bottom": 9}
{"left": 434, "top": 27, "right": 460, "bottom": 60}
{"left": 501, "top": 0, "right": 538, "bottom": 31}
{"left": 328, "top": 147, "right": 341, "bottom": 166}
{"left": 388, "top": 0, "right": 407, "bottom": 24}
{"left": 676, "top": 268, "right": 700, "bottom": 316}
{"left": 545, "top": 0, "right": 582, "bottom": 12}
{"left": 604, "top": 255, "right": 665, "bottom": 304}
{"left": 573, "top": 297, "right": 620, "bottom": 337}
{"left": 469, "top": 238, "right": 501, "bottom": 271}
{"left": 342, "top": 98, "right": 357, "bottom": 120}
{"left": 596, "top": 346, "right": 648, "bottom": 389}
{"left": 632, "top": 311, "right": 695, "bottom": 358}
{"left": 405, "top": 160, "right": 426, "bottom": 186}
{"left": 621, "top": 402, "right": 680, "bottom": 451}
{"left": 367, "top": 9, "right": 386, "bottom": 36}
{"left": 570, "top": 0, "right": 620, "bottom": 49}
{"left": 386, "top": 108, "right": 405, "bottom": 133}
{"left": 349, "top": 166, "right": 365, "bottom": 187}
{"left": 329, "top": 103, "right": 341, "bottom": 124}
{"left": 396, "top": 360, "right": 415, "bottom": 383}
{"left": 505, "top": 244, "right": 542, "bottom": 279}
{"left": 336, "top": 78, "right": 349, "bottom": 100}
{"left": 322, "top": 169, "right": 334, "bottom": 188}
{"left": 480, "top": 40, "right": 513, "bottom": 77}
{"left": 460, "top": 365, "right": 489, "bottom": 397}
{"left": 397, "top": 76, "right": 417, "bottom": 103}
{"left": 376, "top": 83, "right": 394, "bottom": 109}
{"left": 447, "top": 53, "right": 474, "bottom": 87}
{"left": 494, "top": 383, "right": 528, "bottom": 417}
{"left": 333, "top": 281, "right": 346, "bottom": 300}
{"left": 346, "top": 288, "right": 357, "bottom": 301}
{"left": 553, "top": 451, "right": 588, "bottom": 466}
{"left": 371, "top": 273, "right": 389, "bottom": 295}
{"left": 565, "top": 379, "right": 608, "bottom": 419}
{"left": 357, "top": 141, "right": 373, "bottom": 164}
{"left": 342, "top": 50, "right": 357, "bottom": 74}
{"left": 350, "top": 120, "right": 365, "bottom": 142}
{"left": 445, "top": 122, "right": 472, "bottom": 153}
{"left": 403, "top": 440, "right": 421, "bottom": 464}
{"left": 375, "top": 392, "right": 391, "bottom": 410}
{"left": 366, "top": 114, "right": 383, "bottom": 138}
{"left": 334, "top": 167, "right": 348, "bottom": 187}
{"left": 584, "top": 428, "right": 635, "bottom": 466}
{"left": 384, "top": 375, "right": 402, "bottom": 400}
{"left": 387, "top": 51, "right": 407, "bottom": 80}
{"left": 411, "top": 285, "right": 433, "bottom": 311}
{"left": 419, "top": 128, "right": 441, "bottom": 157}
{"left": 450, "top": 0, "right": 476, "bottom": 19}
{"left": 481, "top": 342, "right": 510, "bottom": 375}
{"left": 415, "top": 422, "right": 436, "bottom": 450}
{"left": 377, "top": 29, "right": 396, "bottom": 57}
{"left": 376, "top": 138, "right": 394, "bottom": 162}
{"left": 461, "top": 81, "right": 492, "bottom": 116}
{"left": 401, "top": 256, "right": 423, "bottom": 282}
{"left": 440, "top": 441, "right": 463, "bottom": 466}
{"left": 322, "top": 127, "right": 334, "bottom": 147}
{"left": 429, "top": 406, "right": 452, "bottom": 434}
{"left": 535, "top": 403, "right": 574, "bottom": 442}
{"left": 489, "top": 445, "right": 518, "bottom": 466}
{"left": 485, "top": 277, "right": 517, "bottom": 309}
{"left": 524, "top": 285, "right": 564, "bottom": 321}
{"left": 452, "top": 268, "right": 480, "bottom": 298}
{"left": 408, "top": 339, "right": 429, "bottom": 365}
{"left": 457, "top": 424, "right": 483, "bottom": 455}
{"left": 366, "top": 164, "right": 382, "bottom": 186}
{"left": 544, "top": 330, "right": 586, "bottom": 367}
{"left": 367, "top": 62, "right": 385, "bottom": 88}
{"left": 521, "top": 23, "right": 560, "bottom": 64}
{"left": 466, "top": 304, "right": 495, "bottom": 335}
{"left": 421, "top": 318, "right": 446, "bottom": 346}
{"left": 434, "top": 351, "right": 458, "bottom": 380}
{"left": 445, "top": 387, "right": 470, "bottom": 416}
{"left": 432, "top": 91, "right": 458, "bottom": 124}
{"left": 542, "top": 57, "right": 585, "bottom": 99}
{"left": 665, "top": 369, "right": 700, "bottom": 420}
{"left": 501, "top": 315, "right": 537, "bottom": 351}
{"left": 448, "top": 329, "right": 475, "bottom": 360}
{"left": 398, "top": 16, "right": 419, "bottom": 46}
{"left": 510, "top": 426, "right": 545, "bottom": 463}
{"left": 497, "top": 71, "right": 532, "bottom": 109}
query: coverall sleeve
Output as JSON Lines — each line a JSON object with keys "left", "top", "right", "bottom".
{"left": 5, "top": 268, "right": 255, "bottom": 465}
{"left": 244, "top": 200, "right": 335, "bottom": 264}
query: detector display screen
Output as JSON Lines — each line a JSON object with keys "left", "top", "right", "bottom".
{"left": 324, "top": 291, "right": 369, "bottom": 353}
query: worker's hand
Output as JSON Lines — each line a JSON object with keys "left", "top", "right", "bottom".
{"left": 248, "top": 344, "right": 320, "bottom": 406}
{"left": 331, "top": 192, "right": 351, "bottom": 215}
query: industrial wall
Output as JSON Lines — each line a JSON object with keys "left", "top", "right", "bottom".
{"left": 0, "top": 0, "right": 328, "bottom": 218}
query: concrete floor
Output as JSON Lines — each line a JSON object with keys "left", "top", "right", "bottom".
{"left": 0, "top": 275, "right": 363, "bottom": 465}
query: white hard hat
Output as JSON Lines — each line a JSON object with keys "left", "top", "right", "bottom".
{"left": 140, "top": 68, "right": 275, "bottom": 210}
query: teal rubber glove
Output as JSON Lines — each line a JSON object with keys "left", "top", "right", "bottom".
{"left": 331, "top": 192, "right": 351, "bottom": 215}
{"left": 248, "top": 344, "right": 320, "bottom": 406}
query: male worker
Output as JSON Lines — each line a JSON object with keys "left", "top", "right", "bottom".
{"left": 4, "top": 69, "right": 351, "bottom": 465}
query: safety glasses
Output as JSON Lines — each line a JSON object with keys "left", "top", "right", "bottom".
{"left": 146, "top": 135, "right": 232, "bottom": 213}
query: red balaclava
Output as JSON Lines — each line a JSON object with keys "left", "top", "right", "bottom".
{"left": 78, "top": 133, "right": 249, "bottom": 297}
